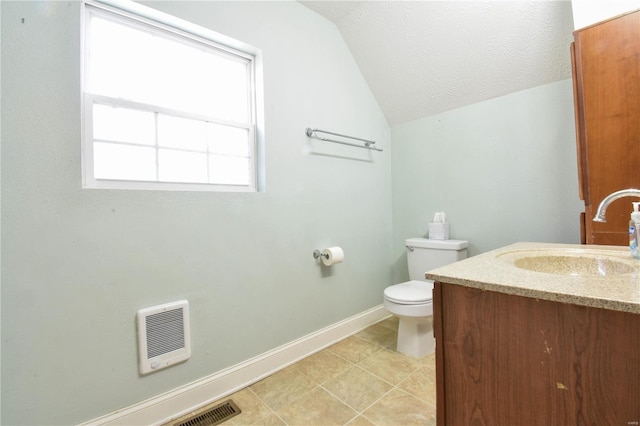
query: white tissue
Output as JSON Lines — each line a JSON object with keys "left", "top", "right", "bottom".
{"left": 321, "top": 247, "right": 344, "bottom": 266}
{"left": 432, "top": 211, "right": 447, "bottom": 223}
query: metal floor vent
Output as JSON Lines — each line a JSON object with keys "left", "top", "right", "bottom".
{"left": 175, "top": 400, "right": 241, "bottom": 426}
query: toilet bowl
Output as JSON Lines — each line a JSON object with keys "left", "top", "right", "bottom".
{"left": 383, "top": 280, "right": 434, "bottom": 357}
{"left": 384, "top": 238, "right": 468, "bottom": 357}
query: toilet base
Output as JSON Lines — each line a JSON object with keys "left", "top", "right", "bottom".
{"left": 396, "top": 315, "right": 434, "bottom": 357}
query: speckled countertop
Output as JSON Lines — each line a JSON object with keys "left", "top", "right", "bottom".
{"left": 426, "top": 242, "right": 640, "bottom": 314}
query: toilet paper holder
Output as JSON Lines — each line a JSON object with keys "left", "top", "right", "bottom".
{"left": 313, "top": 247, "right": 345, "bottom": 266}
{"left": 313, "top": 249, "right": 329, "bottom": 260}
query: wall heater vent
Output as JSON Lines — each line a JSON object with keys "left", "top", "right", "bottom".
{"left": 137, "top": 300, "right": 191, "bottom": 375}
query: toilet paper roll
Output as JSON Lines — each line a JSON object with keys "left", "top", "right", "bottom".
{"left": 321, "top": 247, "right": 344, "bottom": 266}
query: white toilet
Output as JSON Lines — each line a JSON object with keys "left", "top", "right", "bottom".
{"left": 384, "top": 238, "right": 468, "bottom": 357}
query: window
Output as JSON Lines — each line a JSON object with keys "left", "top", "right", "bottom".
{"left": 82, "top": 1, "right": 263, "bottom": 191}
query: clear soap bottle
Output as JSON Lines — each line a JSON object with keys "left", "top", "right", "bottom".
{"left": 630, "top": 202, "right": 640, "bottom": 259}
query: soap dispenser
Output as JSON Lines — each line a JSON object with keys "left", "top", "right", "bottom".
{"left": 630, "top": 202, "right": 640, "bottom": 259}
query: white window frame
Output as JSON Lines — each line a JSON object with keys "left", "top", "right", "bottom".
{"left": 81, "top": 0, "right": 264, "bottom": 192}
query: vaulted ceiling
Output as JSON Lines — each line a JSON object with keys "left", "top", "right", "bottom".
{"left": 299, "top": 1, "right": 575, "bottom": 125}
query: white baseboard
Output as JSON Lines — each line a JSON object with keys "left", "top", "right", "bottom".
{"left": 83, "top": 305, "right": 389, "bottom": 426}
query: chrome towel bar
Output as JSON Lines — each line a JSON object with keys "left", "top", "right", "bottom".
{"left": 305, "top": 128, "right": 383, "bottom": 152}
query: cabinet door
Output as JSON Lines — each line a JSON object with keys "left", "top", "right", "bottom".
{"left": 435, "top": 282, "right": 640, "bottom": 425}
{"left": 574, "top": 11, "right": 640, "bottom": 245}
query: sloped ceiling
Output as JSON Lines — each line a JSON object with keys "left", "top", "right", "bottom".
{"left": 299, "top": 1, "right": 575, "bottom": 125}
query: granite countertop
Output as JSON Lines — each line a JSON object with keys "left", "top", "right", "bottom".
{"left": 426, "top": 242, "right": 640, "bottom": 314}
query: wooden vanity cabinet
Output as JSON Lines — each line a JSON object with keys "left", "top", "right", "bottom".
{"left": 572, "top": 10, "right": 640, "bottom": 245}
{"left": 433, "top": 281, "right": 640, "bottom": 425}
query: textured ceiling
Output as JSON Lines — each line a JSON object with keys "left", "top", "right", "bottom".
{"left": 300, "top": 1, "right": 575, "bottom": 125}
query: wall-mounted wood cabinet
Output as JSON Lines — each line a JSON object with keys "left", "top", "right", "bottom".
{"left": 572, "top": 10, "right": 640, "bottom": 245}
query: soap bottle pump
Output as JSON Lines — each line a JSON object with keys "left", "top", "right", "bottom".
{"left": 630, "top": 202, "right": 640, "bottom": 259}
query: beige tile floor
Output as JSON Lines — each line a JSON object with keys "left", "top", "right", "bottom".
{"left": 170, "top": 316, "right": 437, "bottom": 426}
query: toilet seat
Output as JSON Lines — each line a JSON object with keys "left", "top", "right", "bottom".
{"left": 383, "top": 280, "right": 434, "bottom": 305}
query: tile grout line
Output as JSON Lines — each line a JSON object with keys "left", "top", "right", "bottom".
{"left": 245, "top": 385, "right": 289, "bottom": 425}
{"left": 187, "top": 317, "right": 436, "bottom": 426}
{"left": 262, "top": 339, "right": 393, "bottom": 425}
{"left": 317, "top": 344, "right": 430, "bottom": 425}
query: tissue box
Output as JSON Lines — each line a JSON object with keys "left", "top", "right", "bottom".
{"left": 429, "top": 223, "right": 450, "bottom": 240}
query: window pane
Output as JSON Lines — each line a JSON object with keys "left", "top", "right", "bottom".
{"left": 93, "top": 104, "right": 155, "bottom": 145}
{"left": 208, "top": 124, "right": 249, "bottom": 156}
{"left": 198, "top": 58, "right": 249, "bottom": 122}
{"left": 88, "top": 18, "right": 152, "bottom": 105}
{"left": 88, "top": 15, "right": 249, "bottom": 122}
{"left": 159, "top": 149, "right": 208, "bottom": 183}
{"left": 94, "top": 142, "right": 156, "bottom": 181}
{"left": 84, "top": 4, "right": 259, "bottom": 192}
{"left": 209, "top": 155, "right": 250, "bottom": 185}
{"left": 158, "top": 115, "right": 207, "bottom": 151}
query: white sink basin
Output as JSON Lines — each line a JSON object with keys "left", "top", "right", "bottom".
{"left": 497, "top": 249, "right": 638, "bottom": 276}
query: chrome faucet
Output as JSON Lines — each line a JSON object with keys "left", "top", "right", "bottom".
{"left": 593, "top": 188, "right": 640, "bottom": 222}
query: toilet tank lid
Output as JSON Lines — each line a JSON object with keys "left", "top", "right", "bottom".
{"left": 406, "top": 238, "right": 469, "bottom": 250}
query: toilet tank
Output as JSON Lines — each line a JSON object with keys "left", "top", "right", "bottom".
{"left": 406, "top": 238, "right": 468, "bottom": 281}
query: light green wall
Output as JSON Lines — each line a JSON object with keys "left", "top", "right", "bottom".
{"left": 1, "top": 1, "right": 392, "bottom": 424}
{"left": 1, "top": 1, "right": 584, "bottom": 424}
{"left": 391, "top": 79, "right": 584, "bottom": 283}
